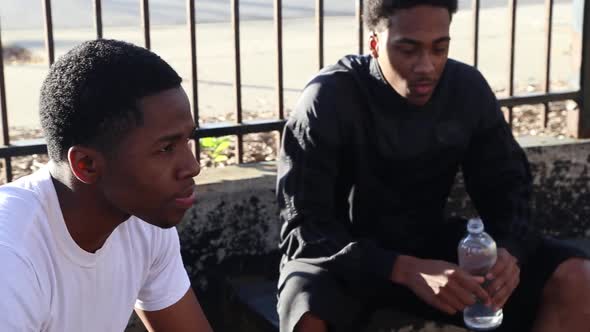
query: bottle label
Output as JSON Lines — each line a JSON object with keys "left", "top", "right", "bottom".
{"left": 458, "top": 246, "right": 497, "bottom": 275}
{"left": 462, "top": 246, "right": 495, "bottom": 257}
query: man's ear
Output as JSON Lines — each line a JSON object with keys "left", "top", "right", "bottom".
{"left": 67, "top": 146, "right": 104, "bottom": 185}
{"left": 369, "top": 32, "right": 379, "bottom": 58}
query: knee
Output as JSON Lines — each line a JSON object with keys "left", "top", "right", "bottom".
{"left": 545, "top": 258, "right": 590, "bottom": 300}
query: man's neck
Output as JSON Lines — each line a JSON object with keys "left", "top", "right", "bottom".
{"left": 49, "top": 162, "right": 129, "bottom": 253}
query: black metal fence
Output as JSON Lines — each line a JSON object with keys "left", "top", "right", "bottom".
{"left": 0, "top": 0, "right": 589, "bottom": 183}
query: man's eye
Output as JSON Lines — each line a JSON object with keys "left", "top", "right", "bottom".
{"left": 159, "top": 144, "right": 174, "bottom": 153}
{"left": 399, "top": 48, "right": 416, "bottom": 55}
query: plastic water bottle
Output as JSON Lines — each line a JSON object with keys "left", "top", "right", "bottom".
{"left": 458, "top": 218, "right": 503, "bottom": 331}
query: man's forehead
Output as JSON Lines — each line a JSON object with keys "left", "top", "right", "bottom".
{"left": 384, "top": 8, "right": 451, "bottom": 42}
{"left": 388, "top": 6, "right": 451, "bottom": 28}
{"left": 127, "top": 88, "right": 193, "bottom": 138}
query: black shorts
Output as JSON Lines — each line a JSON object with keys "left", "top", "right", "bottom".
{"left": 277, "top": 221, "right": 589, "bottom": 332}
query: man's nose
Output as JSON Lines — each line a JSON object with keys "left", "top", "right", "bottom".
{"left": 415, "top": 52, "right": 435, "bottom": 75}
{"left": 178, "top": 143, "right": 201, "bottom": 179}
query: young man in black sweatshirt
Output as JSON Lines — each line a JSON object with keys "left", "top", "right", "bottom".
{"left": 277, "top": 1, "right": 590, "bottom": 331}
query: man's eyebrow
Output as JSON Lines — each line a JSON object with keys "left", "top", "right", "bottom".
{"left": 434, "top": 37, "right": 451, "bottom": 44}
{"left": 395, "top": 37, "right": 451, "bottom": 45}
{"left": 395, "top": 38, "right": 421, "bottom": 46}
{"left": 155, "top": 133, "right": 183, "bottom": 143}
{"left": 155, "top": 126, "right": 198, "bottom": 143}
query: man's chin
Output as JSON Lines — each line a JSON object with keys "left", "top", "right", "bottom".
{"left": 407, "top": 95, "right": 432, "bottom": 106}
{"left": 143, "top": 216, "right": 183, "bottom": 229}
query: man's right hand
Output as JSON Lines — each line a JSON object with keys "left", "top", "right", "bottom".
{"left": 391, "top": 255, "right": 491, "bottom": 315}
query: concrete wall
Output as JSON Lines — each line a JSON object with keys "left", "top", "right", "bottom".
{"left": 446, "top": 137, "right": 590, "bottom": 238}
{"left": 174, "top": 137, "right": 590, "bottom": 331}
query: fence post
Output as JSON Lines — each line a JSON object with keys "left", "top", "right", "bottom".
{"left": 568, "top": 0, "right": 590, "bottom": 138}
{"left": 0, "top": 19, "right": 12, "bottom": 182}
{"left": 42, "top": 0, "right": 55, "bottom": 65}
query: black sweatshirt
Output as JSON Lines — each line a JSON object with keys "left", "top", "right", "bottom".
{"left": 277, "top": 55, "right": 539, "bottom": 284}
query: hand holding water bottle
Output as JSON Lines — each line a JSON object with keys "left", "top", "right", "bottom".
{"left": 391, "top": 255, "right": 490, "bottom": 316}
{"left": 484, "top": 248, "right": 520, "bottom": 311}
{"left": 458, "top": 218, "right": 509, "bottom": 330}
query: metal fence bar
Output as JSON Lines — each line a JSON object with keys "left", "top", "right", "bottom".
{"left": 195, "top": 120, "right": 286, "bottom": 139}
{"left": 542, "top": 0, "right": 554, "bottom": 128}
{"left": 42, "top": 0, "right": 55, "bottom": 65}
{"left": 141, "top": 0, "right": 151, "bottom": 49}
{"left": 275, "top": 0, "right": 285, "bottom": 120}
{"left": 0, "top": 21, "right": 12, "bottom": 182}
{"left": 0, "top": 120, "right": 286, "bottom": 159}
{"left": 472, "top": 0, "right": 480, "bottom": 67}
{"left": 507, "top": 0, "right": 517, "bottom": 126}
{"left": 94, "top": 0, "right": 103, "bottom": 39}
{"left": 0, "top": 140, "right": 47, "bottom": 159}
{"left": 572, "top": 0, "right": 590, "bottom": 138}
{"left": 499, "top": 91, "right": 578, "bottom": 108}
{"left": 186, "top": 0, "right": 200, "bottom": 159}
{"left": 231, "top": 0, "right": 244, "bottom": 163}
{"left": 356, "top": 0, "right": 364, "bottom": 55}
{"left": 187, "top": 0, "right": 199, "bottom": 125}
{"left": 316, "top": 0, "right": 324, "bottom": 70}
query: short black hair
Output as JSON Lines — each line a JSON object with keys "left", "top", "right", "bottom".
{"left": 39, "top": 39, "right": 182, "bottom": 161}
{"left": 364, "top": 0, "right": 459, "bottom": 32}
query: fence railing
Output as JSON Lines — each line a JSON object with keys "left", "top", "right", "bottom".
{"left": 0, "top": 0, "right": 588, "bottom": 183}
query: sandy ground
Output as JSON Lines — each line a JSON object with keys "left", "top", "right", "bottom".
{"left": 0, "top": 2, "right": 581, "bottom": 131}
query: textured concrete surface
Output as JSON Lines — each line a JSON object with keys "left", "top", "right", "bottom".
{"left": 446, "top": 138, "right": 590, "bottom": 239}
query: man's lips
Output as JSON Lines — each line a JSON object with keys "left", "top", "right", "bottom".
{"left": 174, "top": 187, "right": 196, "bottom": 209}
{"left": 410, "top": 82, "right": 435, "bottom": 96}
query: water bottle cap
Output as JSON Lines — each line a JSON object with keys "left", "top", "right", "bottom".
{"left": 467, "top": 218, "right": 484, "bottom": 234}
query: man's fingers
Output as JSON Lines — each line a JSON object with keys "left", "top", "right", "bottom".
{"left": 431, "top": 296, "right": 458, "bottom": 315}
{"left": 486, "top": 256, "right": 508, "bottom": 280}
{"left": 441, "top": 284, "right": 473, "bottom": 310}
{"left": 446, "top": 281, "right": 477, "bottom": 307}
{"left": 486, "top": 251, "right": 519, "bottom": 303}
{"left": 441, "top": 292, "right": 464, "bottom": 312}
{"left": 491, "top": 284, "right": 511, "bottom": 310}
{"left": 458, "top": 273, "right": 490, "bottom": 304}
{"left": 485, "top": 275, "right": 505, "bottom": 296}
{"left": 487, "top": 259, "right": 519, "bottom": 298}
{"left": 471, "top": 275, "right": 486, "bottom": 284}
{"left": 492, "top": 271, "right": 520, "bottom": 310}
{"left": 488, "top": 249, "right": 517, "bottom": 280}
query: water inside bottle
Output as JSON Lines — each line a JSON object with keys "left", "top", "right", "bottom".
{"left": 464, "top": 302, "right": 503, "bottom": 331}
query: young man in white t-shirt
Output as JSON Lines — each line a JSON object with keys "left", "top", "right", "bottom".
{"left": 0, "top": 39, "right": 212, "bottom": 332}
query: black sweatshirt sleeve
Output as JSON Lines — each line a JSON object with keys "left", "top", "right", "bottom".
{"left": 461, "top": 75, "right": 540, "bottom": 264}
{"left": 277, "top": 74, "right": 398, "bottom": 282}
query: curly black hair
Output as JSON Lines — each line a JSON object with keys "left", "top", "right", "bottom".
{"left": 39, "top": 39, "right": 182, "bottom": 161}
{"left": 364, "top": 0, "right": 459, "bottom": 32}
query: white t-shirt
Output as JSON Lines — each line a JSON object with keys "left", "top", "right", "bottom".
{"left": 0, "top": 167, "right": 191, "bottom": 332}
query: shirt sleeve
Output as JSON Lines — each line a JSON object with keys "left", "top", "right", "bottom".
{"left": 135, "top": 227, "right": 190, "bottom": 312}
{"left": 461, "top": 74, "right": 540, "bottom": 264}
{"left": 277, "top": 74, "right": 398, "bottom": 283}
{"left": 0, "top": 244, "right": 46, "bottom": 331}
